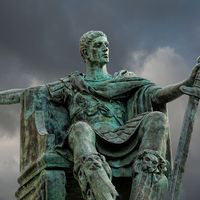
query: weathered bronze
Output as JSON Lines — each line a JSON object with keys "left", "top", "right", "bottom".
{"left": 0, "top": 31, "right": 199, "bottom": 200}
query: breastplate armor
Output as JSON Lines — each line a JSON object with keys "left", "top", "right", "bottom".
{"left": 68, "top": 91, "right": 126, "bottom": 132}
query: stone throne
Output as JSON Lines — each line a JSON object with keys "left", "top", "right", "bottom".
{"left": 15, "top": 85, "right": 84, "bottom": 200}
{"left": 15, "top": 84, "right": 171, "bottom": 200}
{"left": 13, "top": 84, "right": 136, "bottom": 200}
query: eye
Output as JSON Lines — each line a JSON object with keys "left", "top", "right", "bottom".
{"left": 152, "top": 160, "right": 158, "bottom": 165}
{"left": 105, "top": 42, "right": 109, "bottom": 47}
{"left": 94, "top": 42, "right": 102, "bottom": 48}
{"left": 144, "top": 157, "right": 150, "bottom": 161}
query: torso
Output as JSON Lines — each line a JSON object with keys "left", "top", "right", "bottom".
{"left": 68, "top": 79, "right": 126, "bottom": 133}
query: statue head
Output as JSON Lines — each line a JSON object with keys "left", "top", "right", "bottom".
{"left": 80, "top": 31, "right": 109, "bottom": 65}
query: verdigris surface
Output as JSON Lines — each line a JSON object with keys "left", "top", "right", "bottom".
{"left": 0, "top": 31, "right": 200, "bottom": 200}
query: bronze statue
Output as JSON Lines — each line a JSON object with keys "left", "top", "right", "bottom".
{"left": 1, "top": 31, "right": 199, "bottom": 200}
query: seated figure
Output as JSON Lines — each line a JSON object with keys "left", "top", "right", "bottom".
{"left": 46, "top": 31, "right": 199, "bottom": 200}
{"left": 0, "top": 30, "right": 199, "bottom": 200}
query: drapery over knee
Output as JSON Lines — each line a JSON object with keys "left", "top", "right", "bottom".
{"left": 68, "top": 121, "right": 96, "bottom": 150}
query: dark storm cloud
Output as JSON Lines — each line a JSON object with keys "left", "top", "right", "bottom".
{"left": 0, "top": 0, "right": 200, "bottom": 82}
{"left": 0, "top": 0, "right": 200, "bottom": 199}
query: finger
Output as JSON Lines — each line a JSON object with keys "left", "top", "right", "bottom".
{"left": 195, "top": 62, "right": 200, "bottom": 67}
{"left": 192, "top": 63, "right": 200, "bottom": 73}
{"left": 197, "top": 56, "right": 200, "bottom": 64}
{"left": 194, "top": 56, "right": 200, "bottom": 71}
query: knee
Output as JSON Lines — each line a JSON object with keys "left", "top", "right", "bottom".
{"left": 144, "top": 112, "right": 168, "bottom": 133}
{"left": 147, "top": 111, "right": 167, "bottom": 125}
{"left": 69, "top": 121, "right": 95, "bottom": 140}
{"left": 73, "top": 121, "right": 91, "bottom": 131}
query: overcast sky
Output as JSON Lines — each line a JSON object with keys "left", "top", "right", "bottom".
{"left": 0, "top": 0, "right": 200, "bottom": 199}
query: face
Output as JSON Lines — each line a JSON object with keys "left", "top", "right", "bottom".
{"left": 86, "top": 36, "right": 109, "bottom": 64}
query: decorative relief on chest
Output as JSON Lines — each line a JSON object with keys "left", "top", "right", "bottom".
{"left": 71, "top": 92, "right": 126, "bottom": 123}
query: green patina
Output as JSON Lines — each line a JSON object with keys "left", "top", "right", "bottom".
{"left": 0, "top": 31, "right": 199, "bottom": 200}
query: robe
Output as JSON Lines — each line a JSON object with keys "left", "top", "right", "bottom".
{"left": 47, "top": 70, "right": 172, "bottom": 177}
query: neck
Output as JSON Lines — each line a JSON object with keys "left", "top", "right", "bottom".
{"left": 85, "top": 62, "right": 110, "bottom": 80}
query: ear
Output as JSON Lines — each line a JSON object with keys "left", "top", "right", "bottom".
{"left": 83, "top": 49, "right": 89, "bottom": 58}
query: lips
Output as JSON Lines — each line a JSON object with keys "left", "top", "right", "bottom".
{"left": 103, "top": 54, "right": 109, "bottom": 58}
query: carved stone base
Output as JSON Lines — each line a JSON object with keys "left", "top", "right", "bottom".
{"left": 16, "top": 169, "right": 66, "bottom": 200}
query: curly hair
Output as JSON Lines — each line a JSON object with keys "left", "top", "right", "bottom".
{"left": 80, "top": 30, "right": 107, "bottom": 62}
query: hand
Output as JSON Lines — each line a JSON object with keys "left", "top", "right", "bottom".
{"left": 183, "top": 62, "right": 200, "bottom": 87}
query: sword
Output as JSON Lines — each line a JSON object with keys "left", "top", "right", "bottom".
{"left": 170, "top": 57, "right": 200, "bottom": 199}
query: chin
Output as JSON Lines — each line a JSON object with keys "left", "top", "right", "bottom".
{"left": 103, "top": 58, "right": 109, "bottom": 63}
{"left": 103, "top": 61, "right": 109, "bottom": 65}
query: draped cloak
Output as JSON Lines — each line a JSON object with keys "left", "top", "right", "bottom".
{"left": 47, "top": 70, "right": 172, "bottom": 177}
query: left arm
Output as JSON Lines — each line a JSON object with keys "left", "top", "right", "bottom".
{"left": 152, "top": 63, "right": 200, "bottom": 104}
{"left": 152, "top": 82, "right": 184, "bottom": 104}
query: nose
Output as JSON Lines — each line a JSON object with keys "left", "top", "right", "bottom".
{"left": 103, "top": 46, "right": 108, "bottom": 52}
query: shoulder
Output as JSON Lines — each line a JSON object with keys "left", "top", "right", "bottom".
{"left": 47, "top": 71, "right": 84, "bottom": 90}
{"left": 46, "top": 73, "right": 76, "bottom": 100}
{"left": 47, "top": 76, "right": 70, "bottom": 95}
{"left": 113, "top": 69, "right": 156, "bottom": 87}
{"left": 46, "top": 71, "right": 86, "bottom": 99}
{"left": 113, "top": 69, "right": 137, "bottom": 78}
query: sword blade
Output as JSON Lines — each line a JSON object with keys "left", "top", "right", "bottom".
{"left": 171, "top": 96, "right": 199, "bottom": 200}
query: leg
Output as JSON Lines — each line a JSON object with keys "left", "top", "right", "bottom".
{"left": 138, "top": 111, "right": 169, "bottom": 157}
{"left": 130, "top": 112, "right": 169, "bottom": 200}
{"left": 68, "top": 121, "right": 118, "bottom": 200}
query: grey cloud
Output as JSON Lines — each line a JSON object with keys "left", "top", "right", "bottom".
{"left": 0, "top": 135, "right": 19, "bottom": 200}
{"left": 0, "top": 105, "right": 20, "bottom": 137}
{"left": 0, "top": 0, "right": 200, "bottom": 199}
{"left": 0, "top": 0, "right": 199, "bottom": 82}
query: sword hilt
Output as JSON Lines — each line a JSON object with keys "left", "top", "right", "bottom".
{"left": 180, "top": 56, "right": 200, "bottom": 98}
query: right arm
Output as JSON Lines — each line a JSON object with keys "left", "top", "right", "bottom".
{"left": 0, "top": 88, "right": 24, "bottom": 104}
{"left": 0, "top": 75, "right": 72, "bottom": 105}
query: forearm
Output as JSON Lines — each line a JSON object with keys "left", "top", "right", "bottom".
{"left": 0, "top": 88, "right": 24, "bottom": 104}
{"left": 152, "top": 82, "right": 184, "bottom": 104}
{"left": 152, "top": 62, "right": 200, "bottom": 104}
